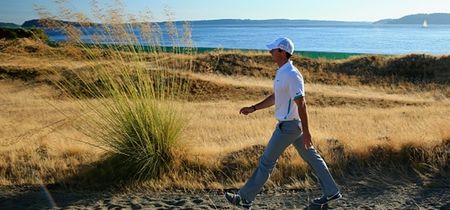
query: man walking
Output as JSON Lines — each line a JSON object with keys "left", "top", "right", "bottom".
{"left": 225, "top": 37, "right": 342, "bottom": 209}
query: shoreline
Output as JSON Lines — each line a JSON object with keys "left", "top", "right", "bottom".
{"left": 195, "top": 47, "right": 369, "bottom": 59}
{"left": 52, "top": 42, "right": 372, "bottom": 60}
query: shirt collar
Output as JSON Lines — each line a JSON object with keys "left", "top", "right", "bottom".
{"left": 277, "top": 60, "right": 293, "bottom": 72}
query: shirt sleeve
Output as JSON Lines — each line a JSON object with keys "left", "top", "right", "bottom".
{"left": 288, "top": 71, "right": 305, "bottom": 100}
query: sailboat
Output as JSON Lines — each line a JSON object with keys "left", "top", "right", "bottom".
{"left": 422, "top": 20, "right": 428, "bottom": 28}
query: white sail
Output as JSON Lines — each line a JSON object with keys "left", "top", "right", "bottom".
{"left": 422, "top": 20, "right": 428, "bottom": 28}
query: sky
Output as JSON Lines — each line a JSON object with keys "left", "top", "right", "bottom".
{"left": 1, "top": 0, "right": 450, "bottom": 25}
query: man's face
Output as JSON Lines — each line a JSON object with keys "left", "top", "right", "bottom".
{"left": 270, "top": 48, "right": 284, "bottom": 62}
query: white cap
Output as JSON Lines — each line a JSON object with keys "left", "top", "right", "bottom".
{"left": 266, "top": 37, "right": 295, "bottom": 55}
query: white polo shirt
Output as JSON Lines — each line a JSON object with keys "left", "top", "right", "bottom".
{"left": 274, "top": 60, "right": 305, "bottom": 121}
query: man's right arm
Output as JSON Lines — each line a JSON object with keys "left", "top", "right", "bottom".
{"left": 239, "top": 94, "right": 274, "bottom": 115}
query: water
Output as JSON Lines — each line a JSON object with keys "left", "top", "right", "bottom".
{"left": 46, "top": 21, "right": 450, "bottom": 55}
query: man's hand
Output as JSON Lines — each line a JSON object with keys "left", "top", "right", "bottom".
{"left": 303, "top": 131, "right": 313, "bottom": 149}
{"left": 239, "top": 106, "right": 256, "bottom": 115}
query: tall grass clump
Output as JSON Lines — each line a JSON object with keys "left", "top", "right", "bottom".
{"left": 35, "top": 0, "right": 195, "bottom": 182}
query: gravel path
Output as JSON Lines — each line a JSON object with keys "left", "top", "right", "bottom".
{"left": 1, "top": 183, "right": 449, "bottom": 209}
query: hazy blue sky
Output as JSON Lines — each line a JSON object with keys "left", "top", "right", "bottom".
{"left": 1, "top": 0, "right": 450, "bottom": 24}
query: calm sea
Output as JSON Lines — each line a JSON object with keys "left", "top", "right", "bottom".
{"left": 46, "top": 21, "right": 450, "bottom": 55}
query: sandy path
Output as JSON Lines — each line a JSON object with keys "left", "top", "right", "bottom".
{"left": 1, "top": 182, "right": 450, "bottom": 210}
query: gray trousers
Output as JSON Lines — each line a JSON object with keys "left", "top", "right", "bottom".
{"left": 239, "top": 120, "right": 339, "bottom": 202}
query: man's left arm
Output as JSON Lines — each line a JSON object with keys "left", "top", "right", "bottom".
{"left": 294, "top": 96, "right": 313, "bottom": 149}
{"left": 288, "top": 70, "right": 311, "bottom": 149}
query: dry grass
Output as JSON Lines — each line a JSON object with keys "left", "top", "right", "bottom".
{"left": 1, "top": 67, "right": 449, "bottom": 188}
{"left": 0, "top": 81, "right": 102, "bottom": 185}
{"left": 182, "top": 101, "right": 450, "bottom": 155}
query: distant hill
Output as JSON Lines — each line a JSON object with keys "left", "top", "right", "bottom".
{"left": 20, "top": 18, "right": 368, "bottom": 28}
{"left": 22, "top": 19, "right": 103, "bottom": 28}
{"left": 0, "top": 22, "right": 20, "bottom": 28}
{"left": 22, "top": 19, "right": 50, "bottom": 28}
{"left": 375, "top": 13, "right": 450, "bottom": 24}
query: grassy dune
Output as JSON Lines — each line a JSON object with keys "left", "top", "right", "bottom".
{"left": 0, "top": 39, "right": 449, "bottom": 190}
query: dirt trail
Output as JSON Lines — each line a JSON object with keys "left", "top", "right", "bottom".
{"left": 1, "top": 182, "right": 449, "bottom": 209}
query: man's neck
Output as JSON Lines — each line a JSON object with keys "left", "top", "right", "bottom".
{"left": 277, "top": 59, "right": 289, "bottom": 68}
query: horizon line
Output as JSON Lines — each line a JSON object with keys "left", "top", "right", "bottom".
{"left": 3, "top": 12, "right": 450, "bottom": 25}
